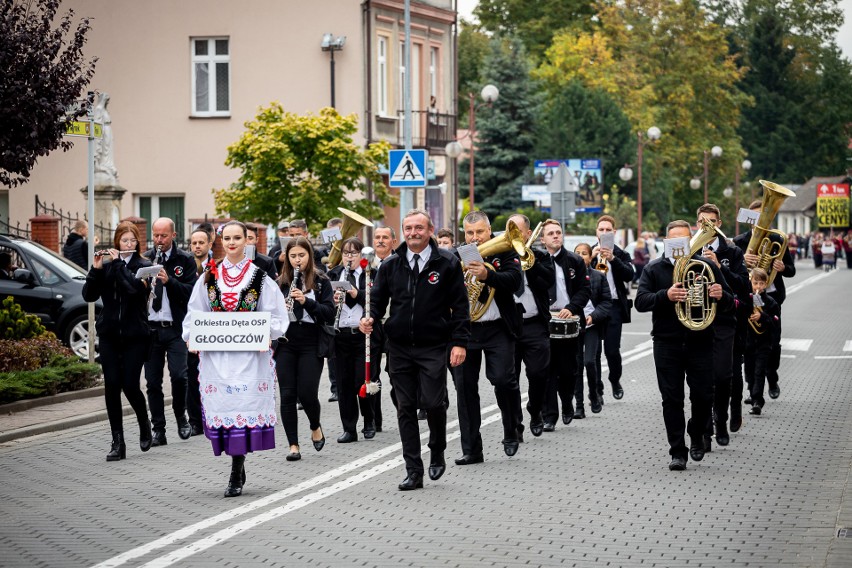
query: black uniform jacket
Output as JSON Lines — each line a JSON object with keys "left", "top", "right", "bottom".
{"left": 144, "top": 245, "right": 198, "bottom": 330}
{"left": 478, "top": 239, "right": 524, "bottom": 339}
{"left": 603, "top": 244, "right": 634, "bottom": 323}
{"left": 327, "top": 264, "right": 366, "bottom": 310}
{"left": 746, "top": 291, "right": 780, "bottom": 344}
{"left": 519, "top": 248, "right": 555, "bottom": 326}
{"left": 549, "top": 247, "right": 592, "bottom": 329}
{"left": 371, "top": 240, "right": 470, "bottom": 349}
{"left": 732, "top": 230, "right": 796, "bottom": 305}
{"left": 710, "top": 237, "right": 751, "bottom": 328}
{"left": 82, "top": 253, "right": 152, "bottom": 340}
{"left": 253, "top": 253, "right": 278, "bottom": 281}
{"left": 280, "top": 272, "right": 336, "bottom": 327}
{"left": 587, "top": 269, "right": 612, "bottom": 326}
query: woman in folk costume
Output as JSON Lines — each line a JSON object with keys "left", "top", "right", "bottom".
{"left": 182, "top": 221, "right": 288, "bottom": 497}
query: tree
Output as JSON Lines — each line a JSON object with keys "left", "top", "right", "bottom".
{"left": 214, "top": 105, "right": 396, "bottom": 233}
{"left": 0, "top": 0, "right": 96, "bottom": 188}
{"left": 458, "top": 37, "right": 538, "bottom": 219}
{"left": 457, "top": 22, "right": 490, "bottom": 123}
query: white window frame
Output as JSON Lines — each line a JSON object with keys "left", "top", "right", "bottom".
{"left": 377, "top": 36, "right": 388, "bottom": 116}
{"left": 190, "top": 37, "right": 231, "bottom": 117}
{"left": 430, "top": 46, "right": 438, "bottom": 102}
{"left": 398, "top": 41, "right": 406, "bottom": 115}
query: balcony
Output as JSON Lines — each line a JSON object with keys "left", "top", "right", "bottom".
{"left": 395, "top": 110, "right": 456, "bottom": 150}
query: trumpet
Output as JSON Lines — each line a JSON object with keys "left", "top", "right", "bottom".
{"left": 285, "top": 266, "right": 302, "bottom": 322}
{"left": 595, "top": 254, "right": 608, "bottom": 274}
{"left": 748, "top": 292, "right": 766, "bottom": 335}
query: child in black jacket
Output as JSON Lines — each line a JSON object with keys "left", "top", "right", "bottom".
{"left": 744, "top": 268, "right": 780, "bottom": 415}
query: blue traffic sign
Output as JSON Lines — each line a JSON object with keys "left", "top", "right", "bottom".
{"left": 388, "top": 149, "right": 428, "bottom": 188}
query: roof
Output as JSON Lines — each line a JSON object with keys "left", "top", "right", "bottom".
{"left": 777, "top": 176, "right": 848, "bottom": 213}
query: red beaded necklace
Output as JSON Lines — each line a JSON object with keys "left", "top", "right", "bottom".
{"left": 222, "top": 260, "right": 252, "bottom": 288}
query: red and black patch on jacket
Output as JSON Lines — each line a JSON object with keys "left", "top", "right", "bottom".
{"left": 174, "top": 266, "right": 184, "bottom": 277}
{"left": 427, "top": 271, "right": 440, "bottom": 284}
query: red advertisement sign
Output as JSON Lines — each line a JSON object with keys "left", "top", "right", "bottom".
{"left": 817, "top": 183, "right": 849, "bottom": 198}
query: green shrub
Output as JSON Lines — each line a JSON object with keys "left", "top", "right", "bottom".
{"left": 0, "top": 296, "right": 52, "bottom": 340}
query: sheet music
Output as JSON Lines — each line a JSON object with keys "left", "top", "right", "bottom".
{"left": 736, "top": 208, "right": 760, "bottom": 226}
{"left": 599, "top": 232, "right": 615, "bottom": 250}
{"left": 330, "top": 281, "right": 353, "bottom": 291}
{"left": 135, "top": 264, "right": 163, "bottom": 279}
{"left": 663, "top": 237, "right": 690, "bottom": 260}
{"left": 457, "top": 243, "right": 483, "bottom": 264}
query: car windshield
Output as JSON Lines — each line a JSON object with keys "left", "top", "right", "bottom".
{"left": 15, "top": 240, "right": 88, "bottom": 280}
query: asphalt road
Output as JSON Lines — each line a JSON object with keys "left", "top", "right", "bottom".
{"left": 1, "top": 263, "right": 850, "bottom": 567}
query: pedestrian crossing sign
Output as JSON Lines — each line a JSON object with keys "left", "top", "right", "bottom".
{"left": 388, "top": 149, "right": 428, "bottom": 188}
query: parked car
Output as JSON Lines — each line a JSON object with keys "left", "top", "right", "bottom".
{"left": 0, "top": 234, "right": 101, "bottom": 358}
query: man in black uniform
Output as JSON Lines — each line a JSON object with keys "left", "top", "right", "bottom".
{"left": 508, "top": 214, "right": 555, "bottom": 438}
{"left": 453, "top": 211, "right": 523, "bottom": 464}
{"left": 360, "top": 209, "right": 468, "bottom": 491}
{"left": 245, "top": 224, "right": 278, "bottom": 280}
{"left": 636, "top": 220, "right": 735, "bottom": 470}
{"left": 540, "top": 219, "right": 591, "bottom": 430}
{"left": 694, "top": 204, "right": 750, "bottom": 450}
{"left": 733, "top": 199, "right": 795, "bottom": 402}
{"left": 144, "top": 217, "right": 198, "bottom": 445}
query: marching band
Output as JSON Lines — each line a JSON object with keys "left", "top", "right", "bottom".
{"left": 92, "top": 182, "right": 798, "bottom": 493}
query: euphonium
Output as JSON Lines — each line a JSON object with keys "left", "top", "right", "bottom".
{"left": 746, "top": 180, "right": 795, "bottom": 288}
{"left": 673, "top": 218, "right": 720, "bottom": 331}
{"left": 464, "top": 219, "right": 526, "bottom": 321}
{"left": 327, "top": 207, "right": 373, "bottom": 268}
{"left": 518, "top": 221, "right": 544, "bottom": 271}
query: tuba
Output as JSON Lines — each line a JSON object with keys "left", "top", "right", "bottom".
{"left": 745, "top": 180, "right": 795, "bottom": 288}
{"left": 673, "top": 218, "right": 722, "bottom": 331}
{"left": 326, "top": 207, "right": 374, "bottom": 268}
{"left": 464, "top": 219, "right": 526, "bottom": 321}
{"left": 518, "top": 221, "right": 544, "bottom": 271}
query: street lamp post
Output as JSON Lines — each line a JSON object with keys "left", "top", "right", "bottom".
{"left": 619, "top": 126, "right": 661, "bottom": 237}
{"left": 702, "top": 146, "right": 723, "bottom": 204}
{"left": 320, "top": 33, "right": 346, "bottom": 108}
{"left": 445, "top": 84, "right": 498, "bottom": 214}
{"left": 734, "top": 159, "right": 752, "bottom": 234}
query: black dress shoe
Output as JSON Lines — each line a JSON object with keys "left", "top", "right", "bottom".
{"left": 689, "top": 445, "right": 705, "bottom": 462}
{"left": 417, "top": 409, "right": 427, "bottom": 420}
{"left": 454, "top": 453, "right": 484, "bottom": 466}
{"left": 286, "top": 450, "right": 301, "bottom": 462}
{"left": 502, "top": 439, "right": 519, "bottom": 457}
{"left": 730, "top": 414, "right": 743, "bottom": 433}
{"left": 328, "top": 393, "right": 338, "bottom": 402}
{"left": 139, "top": 419, "right": 153, "bottom": 452}
{"left": 337, "top": 431, "right": 357, "bottom": 443}
{"left": 542, "top": 422, "right": 556, "bottom": 432}
{"left": 669, "top": 456, "right": 687, "bottom": 471}
{"left": 177, "top": 415, "right": 192, "bottom": 440}
{"left": 749, "top": 405, "right": 762, "bottom": 415}
{"left": 190, "top": 424, "right": 204, "bottom": 437}
{"left": 716, "top": 423, "right": 730, "bottom": 446}
{"left": 106, "top": 431, "right": 126, "bottom": 462}
{"left": 562, "top": 411, "right": 573, "bottom": 426}
{"left": 151, "top": 431, "right": 167, "bottom": 447}
{"left": 530, "top": 418, "right": 544, "bottom": 437}
{"left": 428, "top": 453, "right": 446, "bottom": 480}
{"left": 362, "top": 423, "right": 376, "bottom": 439}
{"left": 312, "top": 427, "right": 326, "bottom": 451}
{"left": 590, "top": 398, "right": 602, "bottom": 414}
{"left": 398, "top": 472, "right": 424, "bottom": 491}
{"left": 612, "top": 381, "right": 624, "bottom": 400}
{"left": 768, "top": 385, "right": 780, "bottom": 399}
{"left": 744, "top": 396, "right": 753, "bottom": 405}
{"left": 573, "top": 405, "right": 586, "bottom": 419}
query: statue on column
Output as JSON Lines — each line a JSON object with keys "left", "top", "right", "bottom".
{"left": 93, "top": 92, "right": 118, "bottom": 187}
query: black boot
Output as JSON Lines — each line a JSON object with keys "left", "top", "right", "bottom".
{"left": 106, "top": 431, "right": 126, "bottom": 462}
{"left": 224, "top": 455, "right": 246, "bottom": 497}
{"left": 138, "top": 414, "right": 153, "bottom": 453}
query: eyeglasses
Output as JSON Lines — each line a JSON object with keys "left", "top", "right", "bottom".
{"left": 342, "top": 251, "right": 359, "bottom": 256}
{"left": 119, "top": 239, "right": 138, "bottom": 245}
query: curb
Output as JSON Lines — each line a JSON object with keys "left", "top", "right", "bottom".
{"left": 0, "top": 385, "right": 105, "bottom": 414}
{"left": 0, "top": 396, "right": 173, "bottom": 444}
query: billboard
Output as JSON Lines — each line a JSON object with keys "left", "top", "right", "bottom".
{"left": 532, "top": 159, "right": 603, "bottom": 212}
{"left": 816, "top": 183, "right": 850, "bottom": 228}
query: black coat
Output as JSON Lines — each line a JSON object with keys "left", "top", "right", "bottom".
{"left": 479, "top": 242, "right": 524, "bottom": 339}
{"left": 549, "top": 247, "right": 592, "bottom": 327}
{"left": 82, "top": 254, "right": 152, "bottom": 339}
{"left": 144, "top": 245, "right": 199, "bottom": 331}
{"left": 587, "top": 269, "right": 612, "bottom": 326}
{"left": 62, "top": 233, "right": 87, "bottom": 268}
{"left": 733, "top": 230, "right": 796, "bottom": 305}
{"left": 709, "top": 237, "right": 751, "bottom": 328}
{"left": 603, "top": 244, "right": 634, "bottom": 322}
{"left": 518, "top": 249, "right": 555, "bottom": 326}
{"left": 253, "top": 253, "right": 278, "bottom": 281}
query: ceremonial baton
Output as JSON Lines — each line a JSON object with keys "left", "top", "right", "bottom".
{"left": 359, "top": 247, "right": 380, "bottom": 397}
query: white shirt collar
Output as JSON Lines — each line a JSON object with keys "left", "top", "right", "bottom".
{"left": 407, "top": 244, "right": 431, "bottom": 264}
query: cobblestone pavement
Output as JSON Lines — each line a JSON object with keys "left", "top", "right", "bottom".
{"left": 0, "top": 264, "right": 850, "bottom": 567}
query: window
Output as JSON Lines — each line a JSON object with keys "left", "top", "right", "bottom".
{"left": 191, "top": 37, "right": 230, "bottom": 116}
{"left": 430, "top": 47, "right": 438, "bottom": 103}
{"left": 398, "top": 41, "right": 406, "bottom": 114}
{"left": 377, "top": 37, "right": 388, "bottom": 116}
{"left": 137, "top": 196, "right": 185, "bottom": 241}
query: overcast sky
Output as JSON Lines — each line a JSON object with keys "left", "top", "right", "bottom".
{"left": 457, "top": 0, "right": 852, "bottom": 62}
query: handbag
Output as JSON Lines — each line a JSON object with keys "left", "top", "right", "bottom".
{"left": 317, "top": 324, "right": 337, "bottom": 359}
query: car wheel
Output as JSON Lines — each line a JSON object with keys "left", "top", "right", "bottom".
{"left": 64, "top": 314, "right": 98, "bottom": 360}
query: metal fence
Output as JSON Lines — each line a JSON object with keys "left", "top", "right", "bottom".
{"left": 0, "top": 218, "right": 30, "bottom": 239}
{"left": 34, "top": 194, "right": 113, "bottom": 246}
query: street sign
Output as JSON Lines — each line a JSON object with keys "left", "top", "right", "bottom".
{"left": 388, "top": 149, "right": 427, "bottom": 188}
{"left": 547, "top": 162, "right": 578, "bottom": 193}
{"left": 65, "top": 121, "right": 103, "bottom": 138}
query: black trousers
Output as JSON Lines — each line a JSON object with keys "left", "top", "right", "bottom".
{"left": 652, "top": 338, "right": 714, "bottom": 458}
{"left": 388, "top": 342, "right": 448, "bottom": 474}
{"left": 599, "top": 307, "right": 625, "bottom": 390}
{"left": 144, "top": 324, "right": 188, "bottom": 433}
{"left": 706, "top": 323, "right": 736, "bottom": 437}
{"left": 574, "top": 326, "right": 602, "bottom": 405}
{"left": 543, "top": 335, "right": 578, "bottom": 424}
{"left": 100, "top": 335, "right": 149, "bottom": 433}
{"left": 745, "top": 336, "right": 772, "bottom": 408}
{"left": 275, "top": 322, "right": 324, "bottom": 447}
{"left": 334, "top": 330, "right": 375, "bottom": 434}
{"left": 327, "top": 356, "right": 337, "bottom": 396}
{"left": 186, "top": 352, "right": 202, "bottom": 429}
{"left": 513, "top": 318, "right": 550, "bottom": 423}
{"left": 730, "top": 321, "right": 748, "bottom": 418}
{"left": 453, "top": 321, "right": 519, "bottom": 456}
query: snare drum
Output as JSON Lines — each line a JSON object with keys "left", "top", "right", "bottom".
{"left": 548, "top": 313, "right": 580, "bottom": 339}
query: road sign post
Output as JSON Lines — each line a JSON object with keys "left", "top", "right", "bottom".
{"left": 548, "top": 162, "right": 578, "bottom": 227}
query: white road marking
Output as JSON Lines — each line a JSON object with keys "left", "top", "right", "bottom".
{"left": 814, "top": 355, "right": 852, "bottom": 360}
{"left": 780, "top": 354, "right": 797, "bottom": 359}
{"left": 780, "top": 338, "right": 813, "bottom": 352}
{"left": 843, "top": 340, "right": 852, "bottom": 352}
{"left": 785, "top": 270, "right": 835, "bottom": 296}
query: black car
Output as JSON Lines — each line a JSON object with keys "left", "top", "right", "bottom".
{"left": 0, "top": 234, "right": 101, "bottom": 358}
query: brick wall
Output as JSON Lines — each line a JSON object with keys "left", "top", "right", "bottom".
{"left": 30, "top": 216, "right": 61, "bottom": 253}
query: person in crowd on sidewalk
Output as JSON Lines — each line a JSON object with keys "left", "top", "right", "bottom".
{"left": 572, "top": 242, "right": 611, "bottom": 418}
{"left": 844, "top": 230, "right": 852, "bottom": 269}
{"left": 182, "top": 221, "right": 288, "bottom": 496}
{"left": 144, "top": 217, "right": 198, "bottom": 446}
{"left": 635, "top": 220, "right": 735, "bottom": 471}
{"left": 632, "top": 237, "right": 649, "bottom": 287}
{"left": 694, "top": 204, "right": 750, "bottom": 453}
{"left": 245, "top": 224, "right": 278, "bottom": 280}
{"left": 507, "top": 214, "right": 554, "bottom": 438}
{"left": 591, "top": 215, "right": 634, "bottom": 402}
{"left": 811, "top": 232, "right": 823, "bottom": 268}
{"left": 743, "top": 268, "right": 780, "bottom": 417}
{"left": 540, "top": 219, "right": 591, "bottom": 431}
{"left": 185, "top": 227, "right": 214, "bottom": 436}
{"left": 787, "top": 233, "right": 798, "bottom": 264}
{"left": 734, "top": 200, "right": 795, "bottom": 403}
{"left": 452, "top": 211, "right": 524, "bottom": 464}
{"left": 63, "top": 219, "right": 92, "bottom": 269}
{"left": 82, "top": 221, "right": 153, "bottom": 462}
{"left": 274, "top": 237, "right": 334, "bottom": 462}
{"left": 328, "top": 238, "right": 377, "bottom": 441}
{"left": 359, "top": 209, "right": 469, "bottom": 490}
{"left": 821, "top": 237, "right": 837, "bottom": 271}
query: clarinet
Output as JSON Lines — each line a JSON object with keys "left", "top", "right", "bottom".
{"left": 149, "top": 245, "right": 163, "bottom": 308}
{"left": 286, "top": 266, "right": 301, "bottom": 322}
{"left": 332, "top": 261, "right": 351, "bottom": 331}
